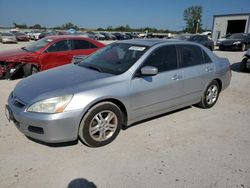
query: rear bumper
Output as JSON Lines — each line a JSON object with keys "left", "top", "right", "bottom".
{"left": 7, "top": 95, "right": 84, "bottom": 143}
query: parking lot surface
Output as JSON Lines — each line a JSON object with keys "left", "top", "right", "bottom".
{"left": 0, "top": 42, "right": 249, "bottom": 188}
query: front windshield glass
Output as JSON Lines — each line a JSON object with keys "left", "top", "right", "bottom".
{"left": 79, "top": 43, "right": 148, "bottom": 75}
{"left": 23, "top": 38, "right": 53, "bottom": 52}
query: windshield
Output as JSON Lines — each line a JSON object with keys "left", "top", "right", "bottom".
{"left": 228, "top": 34, "right": 245, "bottom": 39}
{"left": 79, "top": 43, "right": 148, "bottom": 75}
{"left": 23, "top": 38, "right": 53, "bottom": 52}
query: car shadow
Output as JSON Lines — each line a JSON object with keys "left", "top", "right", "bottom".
{"left": 231, "top": 62, "right": 250, "bottom": 73}
{"left": 122, "top": 106, "right": 191, "bottom": 130}
{"left": 26, "top": 136, "right": 78, "bottom": 147}
{"left": 68, "top": 178, "right": 97, "bottom": 188}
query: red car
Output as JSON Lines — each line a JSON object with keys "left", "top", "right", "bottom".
{"left": 0, "top": 36, "right": 105, "bottom": 79}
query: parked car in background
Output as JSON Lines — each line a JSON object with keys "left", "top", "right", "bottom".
{"left": 94, "top": 33, "right": 105, "bottom": 40}
{"left": 219, "top": 33, "right": 250, "bottom": 51}
{"left": 112, "top": 32, "right": 129, "bottom": 40}
{"left": 0, "top": 33, "right": 17, "bottom": 44}
{"left": 99, "top": 32, "right": 116, "bottom": 40}
{"left": 13, "top": 32, "right": 30, "bottom": 41}
{"left": 187, "top": 35, "right": 214, "bottom": 51}
{"left": 215, "top": 34, "right": 231, "bottom": 46}
{"left": 0, "top": 36, "right": 105, "bottom": 79}
{"left": 38, "top": 31, "right": 57, "bottom": 39}
{"left": 5, "top": 39, "right": 231, "bottom": 147}
{"left": 173, "top": 34, "right": 192, "bottom": 40}
{"left": 240, "top": 48, "right": 250, "bottom": 72}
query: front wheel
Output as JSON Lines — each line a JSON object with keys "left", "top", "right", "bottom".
{"left": 79, "top": 102, "right": 123, "bottom": 147}
{"left": 23, "top": 64, "right": 39, "bottom": 77}
{"left": 197, "top": 80, "right": 220, "bottom": 109}
{"left": 240, "top": 58, "right": 248, "bottom": 72}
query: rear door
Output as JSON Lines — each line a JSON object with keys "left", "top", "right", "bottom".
{"left": 130, "top": 45, "right": 184, "bottom": 119}
{"left": 40, "top": 39, "right": 71, "bottom": 70}
{"left": 177, "top": 44, "right": 215, "bottom": 102}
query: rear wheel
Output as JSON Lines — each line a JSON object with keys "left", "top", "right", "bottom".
{"left": 197, "top": 80, "right": 220, "bottom": 109}
{"left": 79, "top": 102, "right": 123, "bottom": 147}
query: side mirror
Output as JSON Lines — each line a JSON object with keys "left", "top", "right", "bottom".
{"left": 140, "top": 66, "right": 158, "bottom": 76}
{"left": 71, "top": 55, "right": 88, "bottom": 64}
{"left": 246, "top": 49, "right": 250, "bottom": 56}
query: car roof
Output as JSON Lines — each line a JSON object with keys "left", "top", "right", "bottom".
{"left": 45, "top": 35, "right": 92, "bottom": 40}
{"left": 117, "top": 39, "right": 189, "bottom": 47}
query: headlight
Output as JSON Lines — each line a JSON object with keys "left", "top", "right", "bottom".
{"left": 233, "top": 41, "right": 241, "bottom": 45}
{"left": 27, "top": 95, "right": 73, "bottom": 113}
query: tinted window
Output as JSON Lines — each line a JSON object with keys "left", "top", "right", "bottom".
{"left": 72, "top": 40, "right": 97, "bottom": 50}
{"left": 143, "top": 45, "right": 177, "bottom": 72}
{"left": 79, "top": 43, "right": 148, "bottom": 75}
{"left": 202, "top": 50, "right": 212, "bottom": 63}
{"left": 47, "top": 40, "right": 69, "bottom": 52}
{"left": 178, "top": 45, "right": 204, "bottom": 67}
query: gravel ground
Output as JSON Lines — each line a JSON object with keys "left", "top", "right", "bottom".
{"left": 0, "top": 41, "right": 249, "bottom": 188}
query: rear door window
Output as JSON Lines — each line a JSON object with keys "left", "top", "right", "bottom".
{"left": 178, "top": 45, "right": 204, "bottom": 68}
{"left": 72, "top": 40, "right": 97, "bottom": 50}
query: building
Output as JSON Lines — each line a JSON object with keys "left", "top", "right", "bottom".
{"left": 212, "top": 13, "right": 250, "bottom": 41}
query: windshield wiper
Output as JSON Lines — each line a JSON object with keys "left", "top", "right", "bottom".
{"left": 21, "top": 47, "right": 30, "bottom": 52}
{"left": 81, "top": 64, "right": 102, "bottom": 72}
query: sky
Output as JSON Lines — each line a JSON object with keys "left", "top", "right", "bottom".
{"left": 0, "top": 0, "right": 250, "bottom": 31}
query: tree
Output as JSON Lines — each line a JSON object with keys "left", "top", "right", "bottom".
{"left": 12, "top": 22, "right": 28, "bottom": 29}
{"left": 32, "top": 24, "right": 42, "bottom": 29}
{"left": 183, "top": 6, "right": 202, "bottom": 33}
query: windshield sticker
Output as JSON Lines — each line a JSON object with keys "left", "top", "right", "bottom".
{"left": 47, "top": 39, "right": 53, "bottom": 42}
{"left": 129, "top": 46, "right": 146, "bottom": 51}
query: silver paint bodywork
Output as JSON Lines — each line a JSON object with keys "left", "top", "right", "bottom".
{"left": 7, "top": 39, "right": 231, "bottom": 143}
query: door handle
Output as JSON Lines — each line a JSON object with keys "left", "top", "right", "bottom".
{"left": 205, "top": 67, "right": 213, "bottom": 72}
{"left": 172, "top": 74, "right": 182, "bottom": 80}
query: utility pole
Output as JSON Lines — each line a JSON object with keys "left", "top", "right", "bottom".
{"left": 196, "top": 19, "right": 200, "bottom": 34}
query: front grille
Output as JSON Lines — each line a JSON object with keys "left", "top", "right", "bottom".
{"left": 11, "top": 93, "right": 26, "bottom": 108}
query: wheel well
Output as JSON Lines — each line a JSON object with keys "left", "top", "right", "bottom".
{"left": 87, "top": 98, "right": 128, "bottom": 126}
{"left": 214, "top": 79, "right": 222, "bottom": 91}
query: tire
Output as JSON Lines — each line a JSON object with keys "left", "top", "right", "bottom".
{"left": 79, "top": 102, "right": 123, "bottom": 147}
{"left": 23, "top": 64, "right": 39, "bottom": 77}
{"left": 240, "top": 58, "right": 247, "bottom": 72}
{"left": 242, "top": 43, "right": 246, "bottom": 51}
{"left": 197, "top": 80, "right": 220, "bottom": 109}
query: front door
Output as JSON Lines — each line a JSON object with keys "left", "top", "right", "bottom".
{"left": 40, "top": 39, "right": 71, "bottom": 70}
{"left": 129, "top": 45, "right": 184, "bottom": 121}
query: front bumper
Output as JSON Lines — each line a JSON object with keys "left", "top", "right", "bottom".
{"left": 7, "top": 94, "right": 84, "bottom": 143}
{"left": 219, "top": 43, "right": 242, "bottom": 50}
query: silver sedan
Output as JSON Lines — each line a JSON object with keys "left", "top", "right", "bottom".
{"left": 6, "top": 39, "right": 231, "bottom": 147}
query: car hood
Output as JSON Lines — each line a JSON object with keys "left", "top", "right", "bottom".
{"left": 0, "top": 48, "right": 35, "bottom": 62}
{"left": 14, "top": 64, "right": 114, "bottom": 104}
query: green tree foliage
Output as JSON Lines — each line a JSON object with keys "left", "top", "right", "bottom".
{"left": 54, "top": 22, "right": 79, "bottom": 30}
{"left": 32, "top": 24, "right": 43, "bottom": 29}
{"left": 12, "top": 22, "right": 28, "bottom": 29}
{"left": 183, "top": 6, "right": 202, "bottom": 33}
